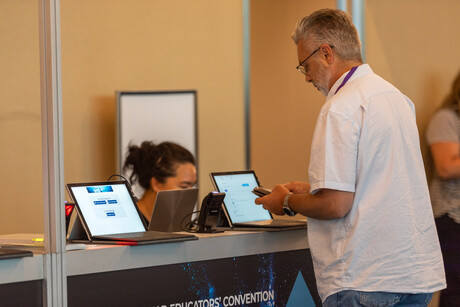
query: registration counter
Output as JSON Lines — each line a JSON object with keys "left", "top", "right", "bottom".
{"left": 0, "top": 229, "right": 320, "bottom": 306}
{"left": 66, "top": 228, "right": 320, "bottom": 306}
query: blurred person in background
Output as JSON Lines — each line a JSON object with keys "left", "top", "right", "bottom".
{"left": 426, "top": 70, "right": 460, "bottom": 306}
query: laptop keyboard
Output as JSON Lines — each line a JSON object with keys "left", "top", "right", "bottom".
{"left": 96, "top": 231, "right": 167, "bottom": 241}
{"left": 108, "top": 231, "right": 149, "bottom": 239}
{"left": 95, "top": 230, "right": 196, "bottom": 242}
{"left": 241, "top": 219, "right": 307, "bottom": 228}
{"left": 247, "top": 220, "right": 274, "bottom": 226}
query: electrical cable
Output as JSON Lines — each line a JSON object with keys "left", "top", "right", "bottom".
{"left": 106, "top": 173, "right": 138, "bottom": 203}
{"left": 107, "top": 174, "right": 129, "bottom": 182}
{"left": 180, "top": 210, "right": 201, "bottom": 233}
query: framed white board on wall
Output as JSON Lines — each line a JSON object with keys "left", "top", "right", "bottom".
{"left": 116, "top": 91, "right": 197, "bottom": 195}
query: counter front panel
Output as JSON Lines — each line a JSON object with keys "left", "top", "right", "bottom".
{"left": 68, "top": 248, "right": 320, "bottom": 306}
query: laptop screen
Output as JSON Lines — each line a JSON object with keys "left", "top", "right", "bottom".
{"left": 67, "top": 181, "right": 145, "bottom": 236}
{"left": 211, "top": 171, "right": 272, "bottom": 224}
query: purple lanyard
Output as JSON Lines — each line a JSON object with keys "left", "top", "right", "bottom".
{"left": 334, "top": 66, "right": 359, "bottom": 95}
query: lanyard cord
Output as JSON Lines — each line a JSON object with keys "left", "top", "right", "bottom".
{"left": 334, "top": 66, "right": 359, "bottom": 95}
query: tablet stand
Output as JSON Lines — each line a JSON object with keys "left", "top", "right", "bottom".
{"left": 66, "top": 210, "right": 91, "bottom": 242}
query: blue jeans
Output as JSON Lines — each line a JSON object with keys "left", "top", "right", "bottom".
{"left": 323, "top": 290, "right": 433, "bottom": 307}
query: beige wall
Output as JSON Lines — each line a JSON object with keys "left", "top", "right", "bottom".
{"left": 0, "top": 0, "right": 245, "bottom": 234}
{"left": 250, "top": 0, "right": 336, "bottom": 188}
{"left": 0, "top": 0, "right": 43, "bottom": 234}
{"left": 61, "top": 0, "right": 246, "bottom": 202}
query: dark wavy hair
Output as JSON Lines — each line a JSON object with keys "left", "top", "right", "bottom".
{"left": 123, "top": 141, "right": 195, "bottom": 190}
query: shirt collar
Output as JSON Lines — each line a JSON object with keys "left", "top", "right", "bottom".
{"left": 326, "top": 64, "right": 373, "bottom": 100}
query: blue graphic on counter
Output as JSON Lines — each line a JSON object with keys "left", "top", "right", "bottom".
{"left": 67, "top": 249, "right": 321, "bottom": 306}
{"left": 286, "top": 271, "right": 316, "bottom": 307}
{"left": 172, "top": 250, "right": 320, "bottom": 306}
{"left": 180, "top": 255, "right": 276, "bottom": 305}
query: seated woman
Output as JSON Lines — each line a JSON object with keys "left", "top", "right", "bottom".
{"left": 426, "top": 70, "right": 460, "bottom": 306}
{"left": 123, "top": 141, "right": 197, "bottom": 223}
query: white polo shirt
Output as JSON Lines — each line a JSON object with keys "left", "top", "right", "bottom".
{"left": 308, "top": 64, "right": 446, "bottom": 302}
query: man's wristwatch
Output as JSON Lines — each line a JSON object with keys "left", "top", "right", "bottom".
{"left": 282, "top": 193, "right": 296, "bottom": 216}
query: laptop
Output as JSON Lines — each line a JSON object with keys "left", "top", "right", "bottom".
{"left": 210, "top": 170, "right": 307, "bottom": 230}
{"left": 66, "top": 181, "right": 197, "bottom": 245}
{"left": 148, "top": 188, "right": 199, "bottom": 232}
{"left": 0, "top": 248, "right": 33, "bottom": 259}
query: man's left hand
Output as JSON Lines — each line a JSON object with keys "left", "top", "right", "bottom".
{"left": 254, "top": 184, "right": 290, "bottom": 215}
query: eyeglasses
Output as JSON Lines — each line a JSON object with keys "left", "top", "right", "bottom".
{"left": 296, "top": 45, "right": 334, "bottom": 75}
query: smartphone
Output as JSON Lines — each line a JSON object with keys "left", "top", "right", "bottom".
{"left": 252, "top": 186, "right": 272, "bottom": 197}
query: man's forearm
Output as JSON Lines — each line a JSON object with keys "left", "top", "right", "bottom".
{"left": 289, "top": 189, "right": 354, "bottom": 220}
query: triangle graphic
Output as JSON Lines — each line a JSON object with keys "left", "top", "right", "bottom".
{"left": 286, "top": 271, "right": 316, "bottom": 307}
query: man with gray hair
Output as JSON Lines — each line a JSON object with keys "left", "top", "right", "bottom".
{"left": 255, "top": 8, "right": 445, "bottom": 306}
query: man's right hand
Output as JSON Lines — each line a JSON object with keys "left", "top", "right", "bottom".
{"left": 283, "top": 181, "right": 310, "bottom": 194}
